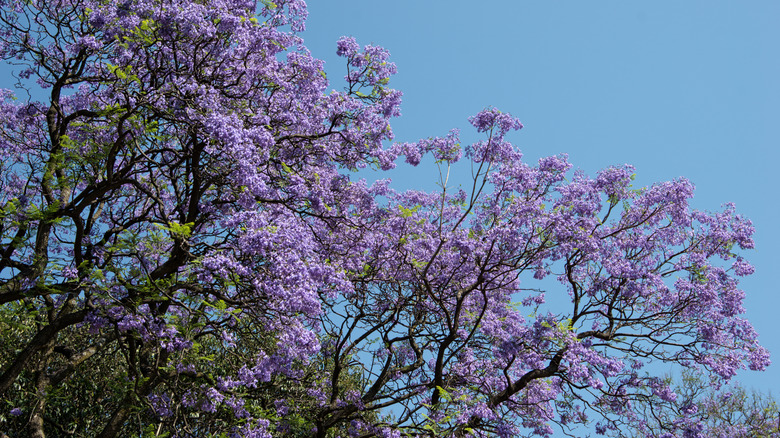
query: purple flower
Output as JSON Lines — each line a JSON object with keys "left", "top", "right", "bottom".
{"left": 468, "top": 107, "right": 523, "bottom": 136}
{"left": 336, "top": 36, "right": 360, "bottom": 57}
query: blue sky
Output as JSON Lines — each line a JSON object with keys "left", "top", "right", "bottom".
{"left": 302, "top": 0, "right": 780, "bottom": 398}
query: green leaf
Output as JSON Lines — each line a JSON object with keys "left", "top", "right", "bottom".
{"left": 398, "top": 205, "right": 420, "bottom": 218}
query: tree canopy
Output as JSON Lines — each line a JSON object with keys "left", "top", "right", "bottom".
{"left": 618, "top": 370, "right": 779, "bottom": 438}
{"left": 0, "top": 0, "right": 771, "bottom": 437}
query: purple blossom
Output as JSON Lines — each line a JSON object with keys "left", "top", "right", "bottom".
{"left": 336, "top": 36, "right": 360, "bottom": 57}
{"left": 468, "top": 107, "right": 523, "bottom": 136}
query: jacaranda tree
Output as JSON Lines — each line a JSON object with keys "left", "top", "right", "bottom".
{"left": 0, "top": 0, "right": 771, "bottom": 437}
{"left": 619, "top": 370, "right": 779, "bottom": 438}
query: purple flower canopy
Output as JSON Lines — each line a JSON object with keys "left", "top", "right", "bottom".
{"left": 0, "top": 0, "right": 770, "bottom": 437}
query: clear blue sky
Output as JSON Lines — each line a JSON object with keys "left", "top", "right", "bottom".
{"left": 302, "top": 0, "right": 780, "bottom": 397}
